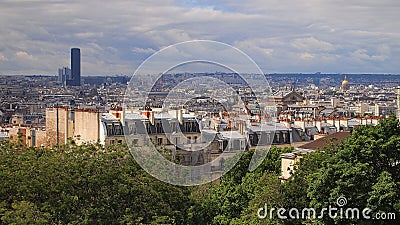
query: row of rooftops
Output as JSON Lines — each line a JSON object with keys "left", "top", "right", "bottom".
{"left": 48, "top": 106, "right": 100, "bottom": 113}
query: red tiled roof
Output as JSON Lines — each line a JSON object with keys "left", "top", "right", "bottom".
{"left": 299, "top": 131, "right": 351, "bottom": 150}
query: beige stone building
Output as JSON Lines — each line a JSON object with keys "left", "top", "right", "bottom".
{"left": 45, "top": 107, "right": 76, "bottom": 147}
{"left": 45, "top": 107, "right": 124, "bottom": 147}
{"left": 280, "top": 132, "right": 350, "bottom": 181}
{"left": 8, "top": 126, "right": 47, "bottom": 148}
{"left": 74, "top": 109, "right": 101, "bottom": 145}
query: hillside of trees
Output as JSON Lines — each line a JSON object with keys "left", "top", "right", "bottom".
{"left": 0, "top": 117, "right": 399, "bottom": 224}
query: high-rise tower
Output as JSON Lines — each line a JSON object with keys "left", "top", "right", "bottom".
{"left": 67, "top": 48, "right": 81, "bottom": 86}
{"left": 58, "top": 66, "right": 71, "bottom": 86}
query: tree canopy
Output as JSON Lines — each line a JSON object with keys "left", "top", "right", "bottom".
{"left": 0, "top": 117, "right": 399, "bottom": 224}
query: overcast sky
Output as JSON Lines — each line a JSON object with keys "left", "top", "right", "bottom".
{"left": 0, "top": 0, "right": 399, "bottom": 75}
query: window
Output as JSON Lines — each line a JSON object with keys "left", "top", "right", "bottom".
{"left": 175, "top": 137, "right": 180, "bottom": 145}
{"left": 232, "top": 140, "right": 240, "bottom": 150}
{"left": 156, "top": 122, "right": 163, "bottom": 133}
{"left": 145, "top": 122, "right": 151, "bottom": 134}
{"left": 187, "top": 136, "right": 191, "bottom": 144}
{"left": 275, "top": 133, "right": 280, "bottom": 143}
{"left": 70, "top": 111, "right": 75, "bottom": 120}
{"left": 114, "top": 123, "right": 122, "bottom": 135}
{"left": 184, "top": 122, "right": 189, "bottom": 132}
{"left": 132, "top": 125, "right": 137, "bottom": 135}
{"left": 157, "top": 138, "right": 163, "bottom": 145}
{"left": 171, "top": 122, "right": 177, "bottom": 132}
{"left": 194, "top": 136, "right": 197, "bottom": 143}
{"left": 184, "top": 121, "right": 198, "bottom": 133}
{"left": 106, "top": 123, "right": 113, "bottom": 136}
{"left": 219, "top": 141, "right": 224, "bottom": 151}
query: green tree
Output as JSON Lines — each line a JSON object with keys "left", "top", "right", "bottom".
{"left": 0, "top": 142, "right": 192, "bottom": 224}
{"left": 307, "top": 116, "right": 400, "bottom": 224}
{"left": 1, "top": 200, "right": 50, "bottom": 225}
{"left": 188, "top": 146, "right": 292, "bottom": 224}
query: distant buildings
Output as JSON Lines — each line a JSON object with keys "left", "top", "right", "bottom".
{"left": 273, "top": 90, "right": 305, "bottom": 106}
{"left": 59, "top": 48, "right": 81, "bottom": 87}
{"left": 0, "top": 73, "right": 398, "bottom": 163}
{"left": 58, "top": 66, "right": 71, "bottom": 86}
{"left": 374, "top": 103, "right": 397, "bottom": 117}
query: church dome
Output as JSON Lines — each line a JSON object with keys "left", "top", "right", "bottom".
{"left": 341, "top": 75, "right": 349, "bottom": 90}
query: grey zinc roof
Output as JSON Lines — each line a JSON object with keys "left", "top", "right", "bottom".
{"left": 281, "top": 153, "right": 296, "bottom": 159}
{"left": 154, "top": 112, "right": 172, "bottom": 119}
{"left": 248, "top": 122, "right": 288, "bottom": 132}
{"left": 101, "top": 113, "right": 120, "bottom": 122}
{"left": 219, "top": 131, "right": 245, "bottom": 139}
{"left": 348, "top": 119, "right": 360, "bottom": 127}
{"left": 124, "top": 113, "right": 147, "bottom": 120}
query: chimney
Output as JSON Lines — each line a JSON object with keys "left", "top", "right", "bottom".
{"left": 141, "top": 110, "right": 150, "bottom": 119}
{"left": 315, "top": 120, "right": 322, "bottom": 133}
{"left": 341, "top": 118, "right": 348, "bottom": 129}
{"left": 178, "top": 109, "right": 183, "bottom": 124}
{"left": 284, "top": 119, "right": 291, "bottom": 129}
{"left": 149, "top": 111, "right": 155, "bottom": 125}
{"left": 141, "top": 107, "right": 155, "bottom": 125}
{"left": 214, "top": 119, "right": 220, "bottom": 132}
{"left": 334, "top": 120, "right": 341, "bottom": 132}
{"left": 313, "top": 108, "right": 317, "bottom": 118}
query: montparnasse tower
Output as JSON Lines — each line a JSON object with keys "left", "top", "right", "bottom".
{"left": 341, "top": 75, "right": 349, "bottom": 91}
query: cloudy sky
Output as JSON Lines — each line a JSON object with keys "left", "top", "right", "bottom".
{"left": 0, "top": 0, "right": 399, "bottom": 75}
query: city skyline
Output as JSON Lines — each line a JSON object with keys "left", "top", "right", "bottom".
{"left": 0, "top": 1, "right": 399, "bottom": 223}
{"left": 0, "top": 0, "right": 399, "bottom": 75}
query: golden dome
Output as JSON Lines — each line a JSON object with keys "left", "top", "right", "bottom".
{"left": 341, "top": 75, "right": 349, "bottom": 90}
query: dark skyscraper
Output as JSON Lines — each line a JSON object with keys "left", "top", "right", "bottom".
{"left": 67, "top": 48, "right": 81, "bottom": 86}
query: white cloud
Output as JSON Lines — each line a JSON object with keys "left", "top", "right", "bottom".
{"left": 351, "top": 49, "right": 387, "bottom": 61}
{"left": 0, "top": 53, "right": 7, "bottom": 61}
{"left": 131, "top": 47, "right": 157, "bottom": 54}
{"left": 291, "top": 37, "right": 336, "bottom": 52}
{"left": 75, "top": 32, "right": 104, "bottom": 39}
{"left": 0, "top": 0, "right": 399, "bottom": 74}
{"left": 15, "top": 51, "right": 36, "bottom": 61}
{"left": 300, "top": 52, "right": 315, "bottom": 60}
